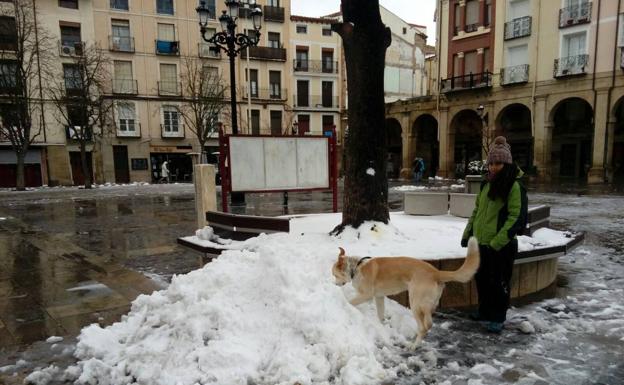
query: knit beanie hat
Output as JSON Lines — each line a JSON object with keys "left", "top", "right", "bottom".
{"left": 487, "top": 136, "right": 513, "bottom": 164}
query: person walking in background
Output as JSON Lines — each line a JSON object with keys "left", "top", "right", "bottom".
{"left": 160, "top": 160, "right": 170, "bottom": 184}
{"left": 461, "top": 136, "right": 528, "bottom": 333}
{"left": 412, "top": 157, "right": 425, "bottom": 183}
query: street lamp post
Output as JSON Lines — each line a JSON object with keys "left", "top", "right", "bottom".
{"left": 196, "top": 0, "right": 262, "bottom": 135}
{"left": 197, "top": 0, "right": 262, "bottom": 204}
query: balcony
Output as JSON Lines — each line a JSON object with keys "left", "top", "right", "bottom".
{"left": 109, "top": 36, "right": 135, "bottom": 53}
{"left": 161, "top": 123, "right": 185, "bottom": 139}
{"left": 65, "top": 126, "right": 92, "bottom": 141}
{"left": 554, "top": 54, "right": 589, "bottom": 78}
{"left": 155, "top": 40, "right": 179, "bottom": 56}
{"left": 112, "top": 78, "right": 138, "bottom": 95}
{"left": 293, "top": 59, "right": 338, "bottom": 74}
{"left": 158, "top": 80, "right": 182, "bottom": 97}
{"left": 59, "top": 41, "right": 84, "bottom": 56}
{"left": 263, "top": 5, "right": 285, "bottom": 23}
{"left": 240, "top": 46, "right": 286, "bottom": 62}
{"left": 116, "top": 122, "right": 141, "bottom": 138}
{"left": 500, "top": 64, "right": 529, "bottom": 85}
{"left": 198, "top": 43, "right": 221, "bottom": 59}
{"left": 110, "top": 0, "right": 129, "bottom": 11}
{"left": 559, "top": 1, "right": 592, "bottom": 28}
{"left": 293, "top": 95, "right": 339, "bottom": 109}
{"left": 440, "top": 72, "right": 492, "bottom": 93}
{"left": 504, "top": 16, "right": 531, "bottom": 40}
{"left": 243, "top": 87, "right": 287, "bottom": 101}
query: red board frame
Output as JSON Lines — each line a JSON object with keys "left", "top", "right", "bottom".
{"left": 218, "top": 127, "right": 338, "bottom": 213}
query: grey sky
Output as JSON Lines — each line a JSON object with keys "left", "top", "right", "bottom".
{"left": 290, "top": 0, "right": 438, "bottom": 45}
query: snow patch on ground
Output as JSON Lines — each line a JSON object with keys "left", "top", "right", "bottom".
{"left": 366, "top": 168, "right": 376, "bottom": 176}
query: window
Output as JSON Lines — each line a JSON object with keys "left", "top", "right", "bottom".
{"left": 157, "top": 23, "right": 175, "bottom": 41}
{"left": 402, "top": 27, "right": 407, "bottom": 35}
{"left": 156, "top": 23, "right": 178, "bottom": 54}
{"left": 157, "top": 0, "right": 174, "bottom": 15}
{"left": 268, "top": 32, "right": 280, "bottom": 49}
{"left": 483, "top": 48, "right": 490, "bottom": 72}
{"left": 114, "top": 61, "right": 134, "bottom": 93}
{"left": 0, "top": 60, "right": 17, "bottom": 91}
{"left": 453, "top": 54, "right": 461, "bottom": 77}
{"left": 110, "top": 0, "right": 129, "bottom": 10}
{"left": 322, "top": 26, "right": 332, "bottom": 36}
{"left": 250, "top": 109, "right": 260, "bottom": 135}
{"left": 59, "top": 0, "right": 78, "bottom": 9}
{"left": 322, "top": 50, "right": 334, "bottom": 73}
{"left": 322, "top": 81, "right": 333, "bottom": 107}
{"left": 269, "top": 71, "right": 281, "bottom": 99}
{"left": 270, "top": 111, "right": 282, "bottom": 135}
{"left": 295, "top": 48, "right": 308, "bottom": 70}
{"left": 620, "top": 14, "right": 624, "bottom": 47}
{"left": 247, "top": 69, "right": 258, "bottom": 97}
{"left": 159, "top": 63, "right": 177, "bottom": 94}
{"left": 484, "top": 0, "right": 492, "bottom": 26}
{"left": 60, "top": 25, "right": 81, "bottom": 47}
{"left": 464, "top": 51, "right": 478, "bottom": 75}
{"left": 465, "top": 0, "right": 479, "bottom": 28}
{"left": 67, "top": 105, "right": 86, "bottom": 127}
{"left": 563, "top": 32, "right": 586, "bottom": 57}
{"left": 162, "top": 105, "right": 180, "bottom": 132}
{"left": 0, "top": 17, "right": 17, "bottom": 51}
{"left": 63, "top": 64, "right": 82, "bottom": 90}
{"left": 322, "top": 115, "right": 334, "bottom": 132}
{"left": 296, "top": 24, "right": 307, "bottom": 34}
{"left": 204, "top": 0, "right": 216, "bottom": 19}
{"left": 111, "top": 19, "right": 132, "bottom": 51}
{"left": 117, "top": 102, "right": 136, "bottom": 131}
{"left": 297, "top": 80, "right": 309, "bottom": 107}
{"left": 268, "top": 0, "right": 280, "bottom": 6}
{"left": 507, "top": 45, "right": 529, "bottom": 66}
{"left": 454, "top": 3, "right": 460, "bottom": 35}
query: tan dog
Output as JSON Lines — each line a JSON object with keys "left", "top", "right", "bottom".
{"left": 332, "top": 237, "right": 480, "bottom": 348}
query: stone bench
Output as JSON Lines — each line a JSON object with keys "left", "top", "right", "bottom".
{"left": 404, "top": 192, "right": 449, "bottom": 215}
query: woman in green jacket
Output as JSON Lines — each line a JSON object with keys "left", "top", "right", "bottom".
{"left": 461, "top": 136, "right": 525, "bottom": 333}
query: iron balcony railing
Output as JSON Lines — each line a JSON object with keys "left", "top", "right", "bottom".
{"left": 263, "top": 5, "right": 285, "bottom": 22}
{"left": 110, "top": 0, "right": 129, "bottom": 11}
{"left": 293, "top": 59, "right": 338, "bottom": 74}
{"left": 293, "top": 95, "right": 339, "bottom": 109}
{"left": 240, "top": 46, "right": 286, "bottom": 61}
{"left": 109, "top": 35, "right": 135, "bottom": 52}
{"left": 198, "top": 43, "right": 221, "bottom": 58}
{"left": 243, "top": 87, "right": 287, "bottom": 100}
{"left": 161, "top": 123, "right": 185, "bottom": 138}
{"left": 59, "top": 40, "right": 84, "bottom": 56}
{"left": 116, "top": 122, "right": 140, "bottom": 138}
{"left": 112, "top": 78, "right": 138, "bottom": 94}
{"left": 65, "top": 126, "right": 92, "bottom": 141}
{"left": 504, "top": 16, "right": 532, "bottom": 40}
{"left": 158, "top": 80, "right": 182, "bottom": 96}
{"left": 559, "top": 1, "right": 592, "bottom": 28}
{"left": 554, "top": 54, "right": 589, "bottom": 77}
{"left": 155, "top": 40, "right": 179, "bottom": 55}
{"left": 500, "top": 64, "right": 529, "bottom": 85}
{"left": 440, "top": 72, "right": 492, "bottom": 93}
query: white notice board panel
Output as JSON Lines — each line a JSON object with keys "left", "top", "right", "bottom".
{"left": 229, "top": 136, "right": 330, "bottom": 192}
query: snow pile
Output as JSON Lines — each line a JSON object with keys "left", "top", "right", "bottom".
{"left": 518, "top": 228, "right": 573, "bottom": 252}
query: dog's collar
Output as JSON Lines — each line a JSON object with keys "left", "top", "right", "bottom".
{"left": 350, "top": 257, "right": 372, "bottom": 279}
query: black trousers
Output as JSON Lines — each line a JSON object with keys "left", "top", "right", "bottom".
{"left": 475, "top": 239, "right": 517, "bottom": 323}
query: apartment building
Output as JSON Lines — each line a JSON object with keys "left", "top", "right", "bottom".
{"left": 0, "top": 0, "right": 292, "bottom": 187}
{"left": 387, "top": 0, "right": 624, "bottom": 184}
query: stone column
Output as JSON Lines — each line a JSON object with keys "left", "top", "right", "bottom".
{"left": 532, "top": 96, "right": 551, "bottom": 181}
{"left": 194, "top": 164, "right": 217, "bottom": 229}
{"left": 438, "top": 108, "right": 452, "bottom": 178}
{"left": 588, "top": 90, "right": 609, "bottom": 183}
{"left": 400, "top": 112, "right": 412, "bottom": 179}
{"left": 605, "top": 120, "right": 616, "bottom": 182}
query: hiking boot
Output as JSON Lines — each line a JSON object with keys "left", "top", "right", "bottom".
{"left": 486, "top": 322, "right": 504, "bottom": 333}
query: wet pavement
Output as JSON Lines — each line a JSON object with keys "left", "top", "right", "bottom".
{"left": 0, "top": 180, "right": 623, "bottom": 384}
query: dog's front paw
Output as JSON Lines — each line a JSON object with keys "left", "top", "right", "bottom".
{"left": 407, "top": 340, "right": 422, "bottom": 351}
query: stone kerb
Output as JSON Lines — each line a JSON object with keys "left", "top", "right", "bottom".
{"left": 403, "top": 192, "right": 449, "bottom": 215}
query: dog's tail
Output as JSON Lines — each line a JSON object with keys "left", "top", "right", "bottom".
{"left": 436, "top": 237, "right": 480, "bottom": 283}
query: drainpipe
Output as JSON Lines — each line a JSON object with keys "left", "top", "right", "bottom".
{"left": 530, "top": 0, "right": 541, "bottom": 140}
{"left": 435, "top": 0, "right": 443, "bottom": 142}
{"left": 591, "top": 0, "right": 602, "bottom": 180}
{"left": 605, "top": 0, "right": 621, "bottom": 182}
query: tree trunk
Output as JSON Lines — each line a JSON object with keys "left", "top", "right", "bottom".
{"left": 332, "top": 0, "right": 391, "bottom": 232}
{"left": 80, "top": 142, "right": 92, "bottom": 189}
{"left": 15, "top": 151, "right": 26, "bottom": 191}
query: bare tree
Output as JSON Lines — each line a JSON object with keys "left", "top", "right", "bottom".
{"left": 0, "top": 0, "right": 52, "bottom": 190}
{"left": 48, "top": 43, "right": 112, "bottom": 189}
{"left": 178, "top": 57, "right": 228, "bottom": 162}
{"left": 331, "top": 0, "right": 392, "bottom": 233}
